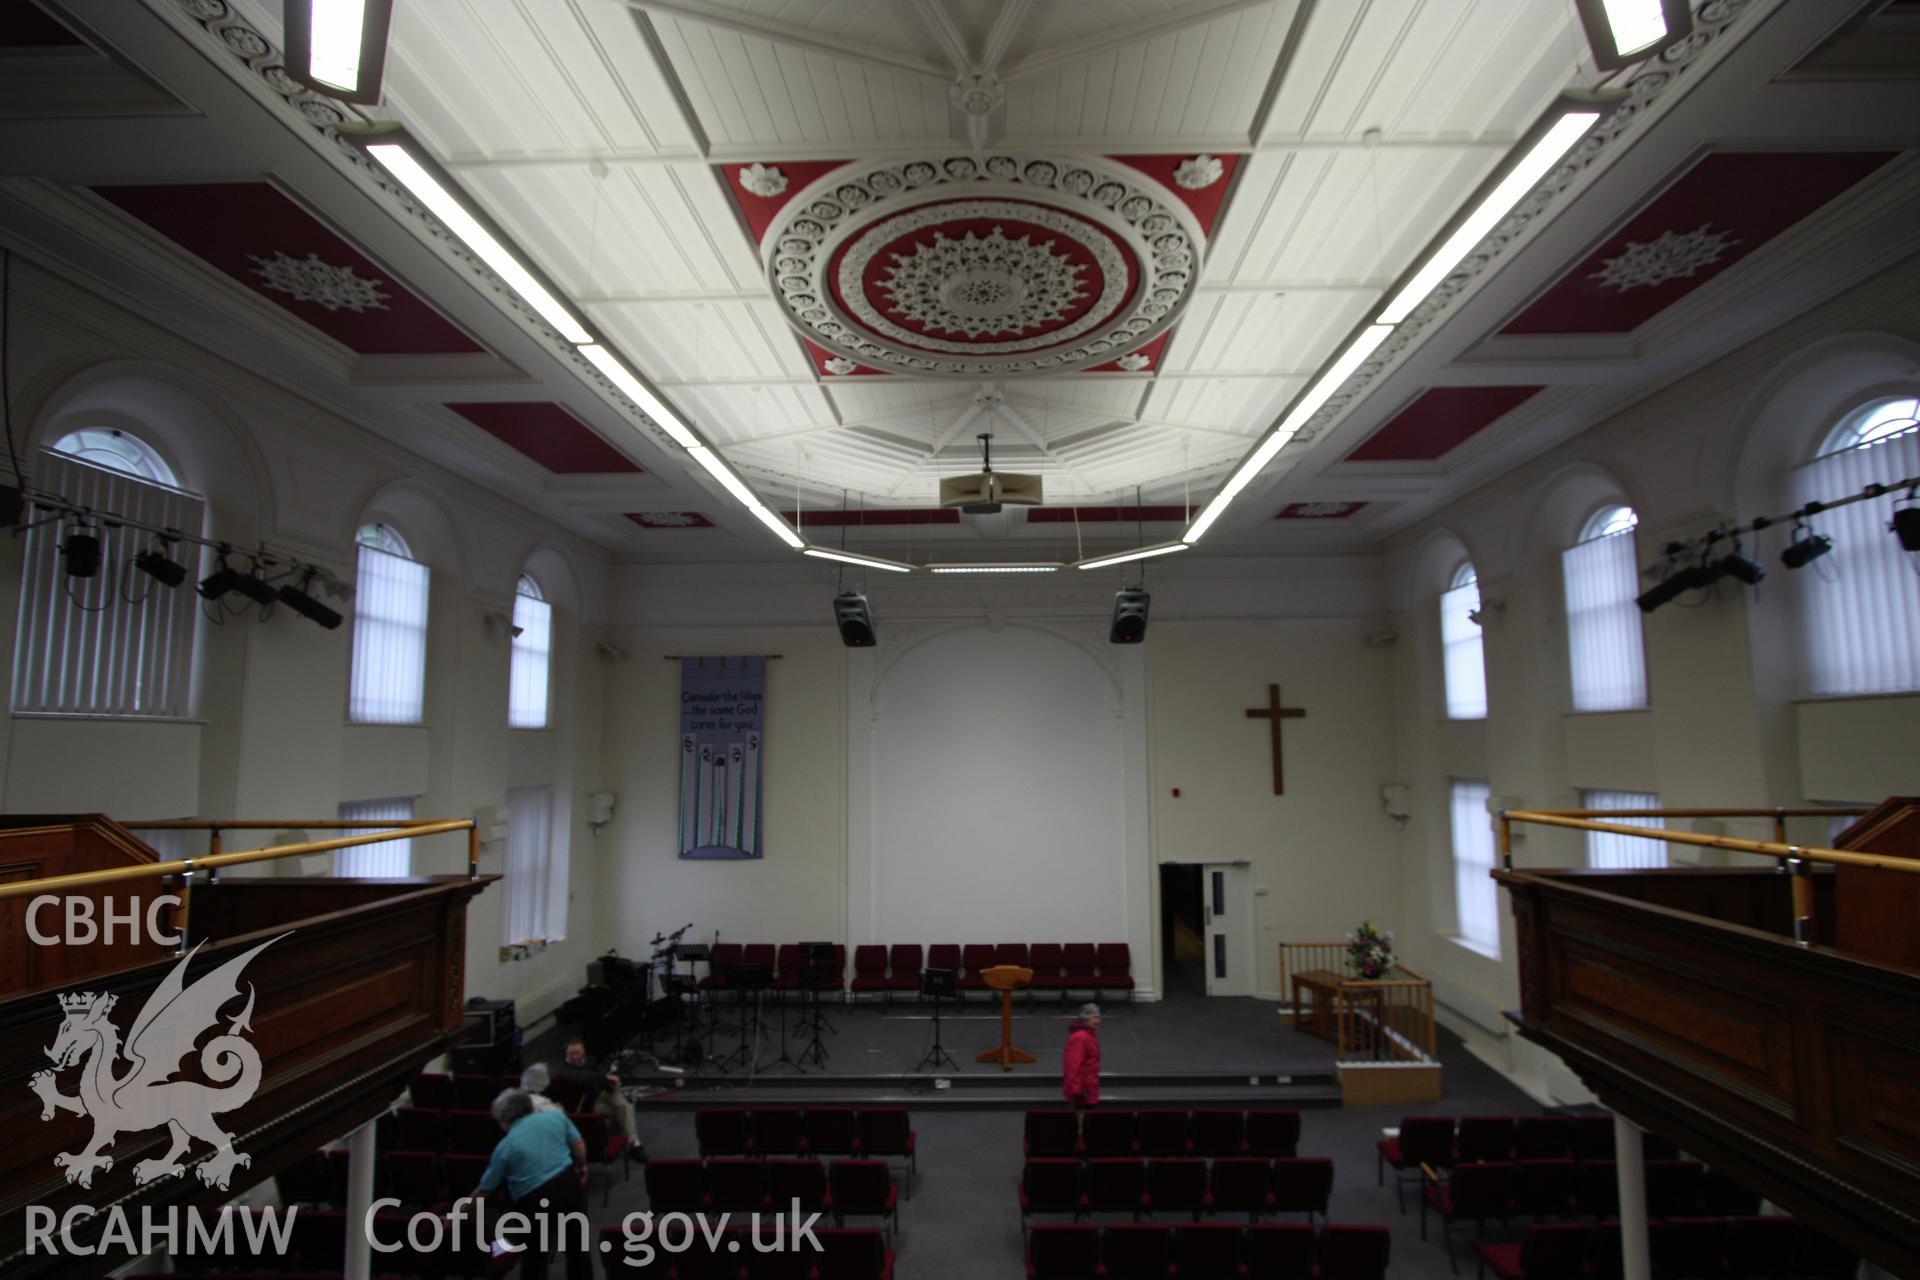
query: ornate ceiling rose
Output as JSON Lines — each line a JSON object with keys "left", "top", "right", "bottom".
{"left": 766, "top": 154, "right": 1206, "bottom": 378}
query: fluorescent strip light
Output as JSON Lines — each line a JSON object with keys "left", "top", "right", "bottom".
{"left": 1375, "top": 111, "right": 1599, "bottom": 325}
{"left": 687, "top": 446, "right": 763, "bottom": 509}
{"left": 365, "top": 143, "right": 593, "bottom": 344}
{"left": 1184, "top": 323, "right": 1395, "bottom": 542}
{"left": 309, "top": 0, "right": 366, "bottom": 91}
{"left": 748, "top": 504, "right": 805, "bottom": 550}
{"left": 1074, "top": 542, "right": 1190, "bottom": 571}
{"left": 927, "top": 564, "right": 1063, "bottom": 574}
{"left": 803, "top": 547, "right": 915, "bottom": 574}
{"left": 1602, "top": 0, "right": 1668, "bottom": 56}
{"left": 577, "top": 344, "right": 701, "bottom": 448}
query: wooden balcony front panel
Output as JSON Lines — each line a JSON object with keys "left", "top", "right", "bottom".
{"left": 1498, "top": 867, "right": 1920, "bottom": 1277}
{"left": 0, "top": 814, "right": 172, "bottom": 994}
{"left": 0, "top": 873, "right": 494, "bottom": 1278}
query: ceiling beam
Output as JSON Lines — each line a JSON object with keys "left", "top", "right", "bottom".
{"left": 998, "top": 0, "right": 1282, "bottom": 82}
{"left": 995, "top": 398, "right": 1095, "bottom": 492}
{"left": 574, "top": 279, "right": 1383, "bottom": 304}
{"left": 981, "top": 0, "right": 1035, "bottom": 79}
{"left": 623, "top": 0, "right": 953, "bottom": 83}
{"left": 886, "top": 399, "right": 993, "bottom": 494}
{"left": 911, "top": 0, "right": 975, "bottom": 79}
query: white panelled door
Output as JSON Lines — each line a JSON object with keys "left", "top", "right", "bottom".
{"left": 1203, "top": 863, "right": 1255, "bottom": 997}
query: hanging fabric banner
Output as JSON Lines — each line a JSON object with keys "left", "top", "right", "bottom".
{"left": 678, "top": 656, "right": 766, "bottom": 859}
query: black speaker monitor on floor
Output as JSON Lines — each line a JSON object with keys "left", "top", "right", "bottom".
{"left": 1110, "top": 588, "right": 1151, "bottom": 644}
{"left": 834, "top": 592, "right": 876, "bottom": 647}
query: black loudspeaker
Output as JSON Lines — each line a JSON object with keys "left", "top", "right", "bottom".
{"left": 834, "top": 592, "right": 876, "bottom": 647}
{"left": 1110, "top": 588, "right": 1151, "bottom": 644}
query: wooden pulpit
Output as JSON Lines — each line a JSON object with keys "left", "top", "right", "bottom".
{"left": 976, "top": 963, "right": 1036, "bottom": 1070}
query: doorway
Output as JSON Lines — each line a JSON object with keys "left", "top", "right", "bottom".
{"left": 1158, "top": 864, "right": 1205, "bottom": 998}
{"left": 1159, "top": 861, "right": 1256, "bottom": 998}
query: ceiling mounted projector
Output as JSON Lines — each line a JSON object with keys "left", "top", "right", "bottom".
{"left": 940, "top": 432, "right": 1042, "bottom": 515}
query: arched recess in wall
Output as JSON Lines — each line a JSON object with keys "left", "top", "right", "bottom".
{"left": 1512, "top": 461, "right": 1642, "bottom": 577}
{"left": 517, "top": 542, "right": 583, "bottom": 617}
{"left": 1405, "top": 527, "right": 1481, "bottom": 721}
{"left": 355, "top": 479, "right": 469, "bottom": 588}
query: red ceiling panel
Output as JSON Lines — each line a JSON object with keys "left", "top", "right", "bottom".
{"left": 1026, "top": 505, "right": 1190, "bottom": 523}
{"left": 1114, "top": 154, "right": 1241, "bottom": 238}
{"left": 718, "top": 160, "right": 854, "bottom": 244}
{"left": 1083, "top": 331, "right": 1172, "bottom": 374}
{"left": 447, "top": 402, "right": 641, "bottom": 474}
{"left": 93, "top": 182, "right": 482, "bottom": 355}
{"left": 1346, "top": 386, "right": 1546, "bottom": 463}
{"left": 802, "top": 337, "right": 889, "bottom": 377}
{"left": 1501, "top": 151, "right": 1897, "bottom": 335}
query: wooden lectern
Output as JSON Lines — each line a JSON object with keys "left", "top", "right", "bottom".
{"left": 976, "top": 964, "right": 1036, "bottom": 1070}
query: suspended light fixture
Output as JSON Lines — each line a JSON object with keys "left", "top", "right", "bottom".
{"left": 803, "top": 547, "right": 915, "bottom": 574}
{"left": 277, "top": 570, "right": 344, "bottom": 629}
{"left": 1074, "top": 541, "right": 1189, "bottom": 571}
{"left": 284, "top": 0, "right": 395, "bottom": 105}
{"left": 133, "top": 542, "right": 188, "bottom": 588}
{"left": 1572, "top": 0, "right": 1692, "bottom": 72}
{"left": 1779, "top": 519, "right": 1833, "bottom": 570}
{"left": 60, "top": 525, "right": 102, "bottom": 578}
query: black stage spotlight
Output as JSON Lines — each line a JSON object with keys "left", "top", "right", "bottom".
{"left": 1636, "top": 563, "right": 1706, "bottom": 613}
{"left": 1709, "top": 552, "right": 1765, "bottom": 587}
{"left": 198, "top": 560, "right": 244, "bottom": 600}
{"left": 61, "top": 527, "right": 102, "bottom": 578}
{"left": 232, "top": 566, "right": 277, "bottom": 606}
{"left": 133, "top": 546, "right": 188, "bottom": 588}
{"left": 1109, "top": 588, "right": 1151, "bottom": 643}
{"left": 833, "top": 592, "right": 876, "bottom": 647}
{"left": 278, "top": 572, "right": 344, "bottom": 629}
{"left": 1780, "top": 521, "right": 1832, "bottom": 570}
{"left": 1894, "top": 505, "right": 1920, "bottom": 553}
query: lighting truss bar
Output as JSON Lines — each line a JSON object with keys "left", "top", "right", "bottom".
{"left": 284, "top": 0, "right": 394, "bottom": 105}
{"left": 803, "top": 547, "right": 916, "bottom": 573}
{"left": 927, "top": 563, "right": 1064, "bottom": 574}
{"left": 1649, "top": 469, "right": 1920, "bottom": 562}
{"left": 1074, "top": 541, "right": 1190, "bottom": 571}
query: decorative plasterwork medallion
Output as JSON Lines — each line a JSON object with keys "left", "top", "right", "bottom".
{"left": 822, "top": 356, "right": 858, "bottom": 375}
{"left": 739, "top": 163, "right": 788, "bottom": 197}
{"left": 248, "top": 250, "right": 389, "bottom": 311}
{"left": 1116, "top": 352, "right": 1152, "bottom": 371}
{"left": 1173, "top": 155, "right": 1224, "bottom": 190}
{"left": 767, "top": 154, "right": 1206, "bottom": 378}
{"left": 1590, "top": 223, "right": 1739, "bottom": 290}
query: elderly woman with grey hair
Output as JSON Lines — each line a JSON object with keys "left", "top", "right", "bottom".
{"left": 518, "top": 1063, "right": 562, "bottom": 1112}
{"left": 461, "top": 1088, "right": 593, "bottom": 1280}
{"left": 1063, "top": 1003, "right": 1102, "bottom": 1111}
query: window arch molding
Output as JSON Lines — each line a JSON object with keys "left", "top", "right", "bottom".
{"left": 1510, "top": 460, "right": 1641, "bottom": 576}
{"left": 1403, "top": 526, "right": 1488, "bottom": 606}
{"left": 514, "top": 541, "right": 583, "bottom": 617}
{"left": 352, "top": 479, "right": 467, "bottom": 584}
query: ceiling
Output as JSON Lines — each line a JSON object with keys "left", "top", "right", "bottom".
{"left": 2, "top": 0, "right": 1916, "bottom": 564}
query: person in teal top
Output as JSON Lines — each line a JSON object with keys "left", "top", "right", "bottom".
{"left": 468, "top": 1088, "right": 592, "bottom": 1280}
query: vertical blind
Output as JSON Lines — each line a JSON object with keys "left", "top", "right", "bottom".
{"left": 1580, "top": 789, "right": 1664, "bottom": 868}
{"left": 1449, "top": 778, "right": 1499, "bottom": 954}
{"left": 1440, "top": 567, "right": 1487, "bottom": 719}
{"left": 507, "top": 578, "right": 552, "bottom": 729}
{"left": 12, "top": 451, "right": 201, "bottom": 717}
{"left": 335, "top": 796, "right": 414, "bottom": 876}
{"left": 503, "top": 783, "right": 554, "bottom": 945}
{"left": 348, "top": 535, "right": 430, "bottom": 723}
{"left": 1792, "top": 422, "right": 1920, "bottom": 695}
{"left": 1562, "top": 526, "right": 1648, "bottom": 711}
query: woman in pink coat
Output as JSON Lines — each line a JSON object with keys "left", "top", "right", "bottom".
{"left": 1062, "top": 1003, "right": 1102, "bottom": 1110}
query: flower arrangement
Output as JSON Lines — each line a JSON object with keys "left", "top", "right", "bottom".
{"left": 1348, "top": 921, "right": 1395, "bottom": 980}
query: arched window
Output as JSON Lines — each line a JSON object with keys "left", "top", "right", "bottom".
{"left": 1793, "top": 396, "right": 1920, "bottom": 695}
{"left": 1439, "top": 561, "right": 1487, "bottom": 719}
{"left": 1562, "top": 504, "right": 1648, "bottom": 711}
{"left": 1448, "top": 777, "right": 1499, "bottom": 955}
{"left": 348, "top": 521, "right": 430, "bottom": 723}
{"left": 13, "top": 429, "right": 200, "bottom": 717}
{"left": 508, "top": 574, "right": 553, "bottom": 729}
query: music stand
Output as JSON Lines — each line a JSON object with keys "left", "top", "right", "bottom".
{"left": 720, "top": 963, "right": 771, "bottom": 1070}
{"left": 795, "top": 942, "right": 838, "bottom": 1068}
{"left": 914, "top": 967, "right": 959, "bottom": 1072}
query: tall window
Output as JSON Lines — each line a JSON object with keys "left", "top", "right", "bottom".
{"left": 13, "top": 431, "right": 200, "bottom": 717}
{"left": 1562, "top": 504, "right": 1648, "bottom": 711}
{"left": 1580, "top": 788, "right": 1664, "bottom": 869}
{"left": 349, "top": 522, "right": 429, "bottom": 724}
{"left": 503, "top": 784, "right": 559, "bottom": 945}
{"left": 508, "top": 575, "right": 552, "bottom": 729}
{"left": 1793, "top": 397, "right": 1920, "bottom": 695}
{"left": 1440, "top": 561, "right": 1487, "bottom": 719}
{"left": 1449, "top": 778, "right": 1499, "bottom": 955}
{"left": 335, "top": 797, "right": 415, "bottom": 876}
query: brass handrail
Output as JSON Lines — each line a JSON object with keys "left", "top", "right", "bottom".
{"left": 1516, "top": 805, "right": 1870, "bottom": 844}
{"left": 123, "top": 819, "right": 461, "bottom": 830}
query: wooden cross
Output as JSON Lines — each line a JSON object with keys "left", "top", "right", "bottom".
{"left": 1245, "top": 683, "right": 1306, "bottom": 795}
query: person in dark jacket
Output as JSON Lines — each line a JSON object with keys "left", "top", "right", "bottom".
{"left": 1062, "top": 1003, "right": 1102, "bottom": 1111}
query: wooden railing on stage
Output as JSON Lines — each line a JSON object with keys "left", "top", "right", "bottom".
{"left": 1494, "top": 798, "right": 1920, "bottom": 1278}
{"left": 1278, "top": 942, "right": 1436, "bottom": 1063}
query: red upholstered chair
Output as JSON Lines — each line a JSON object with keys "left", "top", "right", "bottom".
{"left": 806, "top": 1107, "right": 858, "bottom": 1156}
{"left": 960, "top": 944, "right": 997, "bottom": 996}
{"left": 754, "top": 1107, "right": 805, "bottom": 1156}
{"left": 451, "top": 1073, "right": 497, "bottom": 1111}
{"left": 288, "top": 1209, "right": 348, "bottom": 1274}
{"left": 927, "top": 943, "right": 962, "bottom": 980}
{"left": 826, "top": 1160, "right": 898, "bottom": 1236}
{"left": 1513, "top": 1115, "right": 1576, "bottom": 1160}
{"left": 702, "top": 942, "right": 743, "bottom": 994}
{"left": 575, "top": 1110, "right": 632, "bottom": 1205}
{"left": 444, "top": 1109, "right": 497, "bottom": 1156}
{"left": 1378, "top": 1114, "right": 1455, "bottom": 1212}
{"left": 1026, "top": 1224, "right": 1101, "bottom": 1280}
{"left": 1101, "top": 1222, "right": 1175, "bottom": 1280}
{"left": 1574, "top": 1161, "right": 1619, "bottom": 1219}
{"left": 442, "top": 1153, "right": 489, "bottom": 1200}
{"left": 379, "top": 1150, "right": 444, "bottom": 1209}
{"left": 1475, "top": 1222, "right": 1591, "bottom": 1280}
{"left": 773, "top": 943, "right": 806, "bottom": 994}
{"left": 1085, "top": 1158, "right": 1148, "bottom": 1219}
{"left": 1191, "top": 1109, "right": 1247, "bottom": 1157}
{"left": 706, "top": 1157, "right": 770, "bottom": 1214}
{"left": 1651, "top": 1217, "right": 1727, "bottom": 1280}
{"left": 1029, "top": 943, "right": 1069, "bottom": 999}
{"left": 1061, "top": 943, "right": 1100, "bottom": 997}
{"left": 998, "top": 942, "right": 1032, "bottom": 970}
{"left": 277, "top": 1150, "right": 342, "bottom": 1208}
{"left": 814, "top": 944, "right": 847, "bottom": 994}
{"left": 1725, "top": 1216, "right": 1796, "bottom": 1280}
{"left": 1645, "top": 1159, "right": 1705, "bottom": 1219}
{"left": 1455, "top": 1116, "right": 1517, "bottom": 1165}
{"left": 1245, "top": 1223, "right": 1315, "bottom": 1280}
{"left": 816, "top": 1229, "right": 894, "bottom": 1280}
{"left": 1206, "top": 1158, "right": 1274, "bottom": 1220}
{"left": 742, "top": 942, "right": 777, "bottom": 972}
{"left": 1172, "top": 1222, "right": 1244, "bottom": 1280}
{"left": 697, "top": 1107, "right": 755, "bottom": 1156}
{"left": 1020, "top": 1159, "right": 1086, "bottom": 1226}
{"left": 1574, "top": 1114, "right": 1615, "bottom": 1162}
{"left": 1025, "top": 1109, "right": 1081, "bottom": 1158}
{"left": 885, "top": 945, "right": 923, "bottom": 1000}
{"left": 857, "top": 1108, "right": 916, "bottom": 1192}
{"left": 1245, "top": 1109, "right": 1301, "bottom": 1159}
{"left": 1511, "top": 1159, "right": 1576, "bottom": 1221}
{"left": 1700, "top": 1167, "right": 1760, "bottom": 1216}
{"left": 747, "top": 1235, "right": 819, "bottom": 1280}
{"left": 1081, "top": 1109, "right": 1136, "bottom": 1158}
{"left": 1268, "top": 1158, "right": 1334, "bottom": 1224}
{"left": 1422, "top": 1161, "right": 1514, "bottom": 1273}
{"left": 674, "top": 1229, "right": 744, "bottom": 1280}
{"left": 767, "top": 1158, "right": 828, "bottom": 1213}
{"left": 1797, "top": 1224, "right": 1861, "bottom": 1280}
{"left": 409, "top": 1072, "right": 455, "bottom": 1110}
{"left": 1145, "top": 1157, "right": 1207, "bottom": 1220}
{"left": 1589, "top": 1221, "right": 1624, "bottom": 1280}
{"left": 1136, "top": 1109, "right": 1192, "bottom": 1156}
{"left": 1318, "top": 1224, "right": 1392, "bottom": 1280}
{"left": 850, "top": 946, "right": 889, "bottom": 1001}
{"left": 646, "top": 1159, "right": 707, "bottom": 1214}
{"left": 1094, "top": 943, "right": 1135, "bottom": 1002}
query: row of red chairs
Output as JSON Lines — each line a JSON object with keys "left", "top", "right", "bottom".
{"left": 606, "top": 1225, "right": 893, "bottom": 1280}
{"left": 1020, "top": 1157, "right": 1334, "bottom": 1225}
{"left": 1377, "top": 1113, "right": 1680, "bottom": 1211}
{"left": 1422, "top": 1160, "right": 1724, "bottom": 1272}
{"left": 1476, "top": 1216, "right": 1859, "bottom": 1280}
{"left": 1026, "top": 1221, "right": 1389, "bottom": 1280}
{"left": 648, "top": 1158, "right": 900, "bottom": 1237}
{"left": 845, "top": 943, "right": 1136, "bottom": 1001}
{"left": 1027, "top": 1107, "right": 1301, "bottom": 1159}
{"left": 160, "top": 1208, "right": 478, "bottom": 1277}
{"left": 411, "top": 1070, "right": 592, "bottom": 1114}
{"left": 695, "top": 1107, "right": 915, "bottom": 1166}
